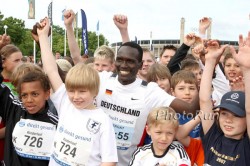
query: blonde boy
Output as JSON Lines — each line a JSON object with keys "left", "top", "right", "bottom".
{"left": 171, "top": 70, "right": 200, "bottom": 138}
{"left": 93, "top": 45, "right": 115, "bottom": 72}
{"left": 129, "top": 107, "right": 190, "bottom": 166}
{"left": 37, "top": 17, "right": 117, "bottom": 166}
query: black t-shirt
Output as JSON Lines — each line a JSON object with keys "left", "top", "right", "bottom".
{"left": 202, "top": 122, "right": 250, "bottom": 166}
{"left": 0, "top": 84, "right": 58, "bottom": 166}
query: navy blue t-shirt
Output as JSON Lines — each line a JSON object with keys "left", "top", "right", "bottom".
{"left": 201, "top": 122, "right": 250, "bottom": 166}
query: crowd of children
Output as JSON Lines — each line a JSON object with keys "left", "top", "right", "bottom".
{"left": 0, "top": 8, "right": 250, "bottom": 166}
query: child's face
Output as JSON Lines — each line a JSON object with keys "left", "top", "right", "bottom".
{"left": 224, "top": 58, "right": 242, "bottom": 82}
{"left": 146, "top": 123, "right": 176, "bottom": 156}
{"left": 67, "top": 88, "right": 95, "bottom": 109}
{"left": 156, "top": 76, "right": 171, "bottom": 94}
{"left": 160, "top": 49, "right": 175, "bottom": 65}
{"left": 219, "top": 109, "right": 246, "bottom": 140}
{"left": 138, "top": 52, "right": 155, "bottom": 76}
{"left": 172, "top": 81, "right": 198, "bottom": 103}
{"left": 20, "top": 81, "right": 50, "bottom": 114}
{"left": 191, "top": 68, "right": 202, "bottom": 87}
{"left": 94, "top": 59, "right": 113, "bottom": 72}
{"left": 3, "top": 52, "right": 23, "bottom": 73}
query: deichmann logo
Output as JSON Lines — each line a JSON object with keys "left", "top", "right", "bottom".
{"left": 19, "top": 121, "right": 25, "bottom": 127}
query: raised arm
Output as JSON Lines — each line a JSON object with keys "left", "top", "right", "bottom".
{"left": 113, "top": 14, "right": 130, "bottom": 43}
{"left": 64, "top": 10, "right": 81, "bottom": 65}
{"left": 0, "top": 34, "right": 11, "bottom": 50}
{"left": 199, "top": 40, "right": 227, "bottom": 134}
{"left": 37, "top": 17, "right": 63, "bottom": 92}
{"left": 199, "top": 17, "right": 211, "bottom": 39}
{"left": 176, "top": 114, "right": 201, "bottom": 146}
{"left": 230, "top": 31, "right": 250, "bottom": 138}
{"left": 167, "top": 33, "right": 199, "bottom": 75}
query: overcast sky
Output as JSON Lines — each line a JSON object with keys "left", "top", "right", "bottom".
{"left": 1, "top": 0, "right": 250, "bottom": 44}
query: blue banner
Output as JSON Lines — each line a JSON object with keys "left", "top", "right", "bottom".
{"left": 81, "top": 9, "right": 88, "bottom": 55}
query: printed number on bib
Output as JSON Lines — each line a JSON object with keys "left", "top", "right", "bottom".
{"left": 24, "top": 135, "right": 43, "bottom": 148}
{"left": 59, "top": 141, "right": 77, "bottom": 158}
{"left": 12, "top": 119, "right": 56, "bottom": 160}
{"left": 116, "top": 132, "right": 129, "bottom": 140}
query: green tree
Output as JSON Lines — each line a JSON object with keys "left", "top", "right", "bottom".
{"left": 18, "top": 29, "right": 35, "bottom": 56}
{"left": 52, "top": 25, "right": 66, "bottom": 55}
{"left": 0, "top": 16, "right": 25, "bottom": 45}
{"left": 0, "top": 11, "right": 4, "bottom": 21}
{"left": 76, "top": 28, "right": 108, "bottom": 56}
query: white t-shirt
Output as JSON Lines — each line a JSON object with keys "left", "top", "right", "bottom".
{"left": 96, "top": 72, "right": 175, "bottom": 166}
{"left": 129, "top": 141, "right": 191, "bottom": 166}
{"left": 212, "top": 64, "right": 230, "bottom": 106}
{"left": 198, "top": 61, "right": 230, "bottom": 106}
{"left": 49, "top": 84, "right": 118, "bottom": 166}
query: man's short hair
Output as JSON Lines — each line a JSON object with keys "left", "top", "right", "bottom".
{"left": 118, "top": 42, "right": 143, "bottom": 62}
{"left": 160, "top": 45, "right": 177, "bottom": 58}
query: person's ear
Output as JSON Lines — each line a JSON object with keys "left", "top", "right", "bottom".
{"left": 146, "top": 125, "right": 151, "bottom": 136}
{"left": 45, "top": 90, "right": 50, "bottom": 100}
{"left": 2, "top": 58, "right": 6, "bottom": 68}
{"left": 170, "top": 88, "right": 175, "bottom": 96}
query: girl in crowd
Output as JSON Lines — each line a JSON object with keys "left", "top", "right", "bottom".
{"left": 0, "top": 44, "right": 23, "bottom": 96}
{"left": 146, "top": 63, "right": 172, "bottom": 94}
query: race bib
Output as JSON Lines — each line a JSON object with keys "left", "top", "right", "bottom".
{"left": 52, "top": 124, "right": 94, "bottom": 165}
{"left": 12, "top": 119, "right": 56, "bottom": 160}
{"left": 109, "top": 112, "right": 137, "bottom": 150}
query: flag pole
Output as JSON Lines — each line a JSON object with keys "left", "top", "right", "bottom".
{"left": 98, "top": 34, "right": 99, "bottom": 48}
{"left": 150, "top": 31, "right": 153, "bottom": 51}
{"left": 64, "top": 28, "right": 67, "bottom": 57}
{"left": 33, "top": 39, "right": 36, "bottom": 64}
{"left": 47, "top": 0, "right": 53, "bottom": 51}
{"left": 97, "top": 20, "right": 99, "bottom": 48}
